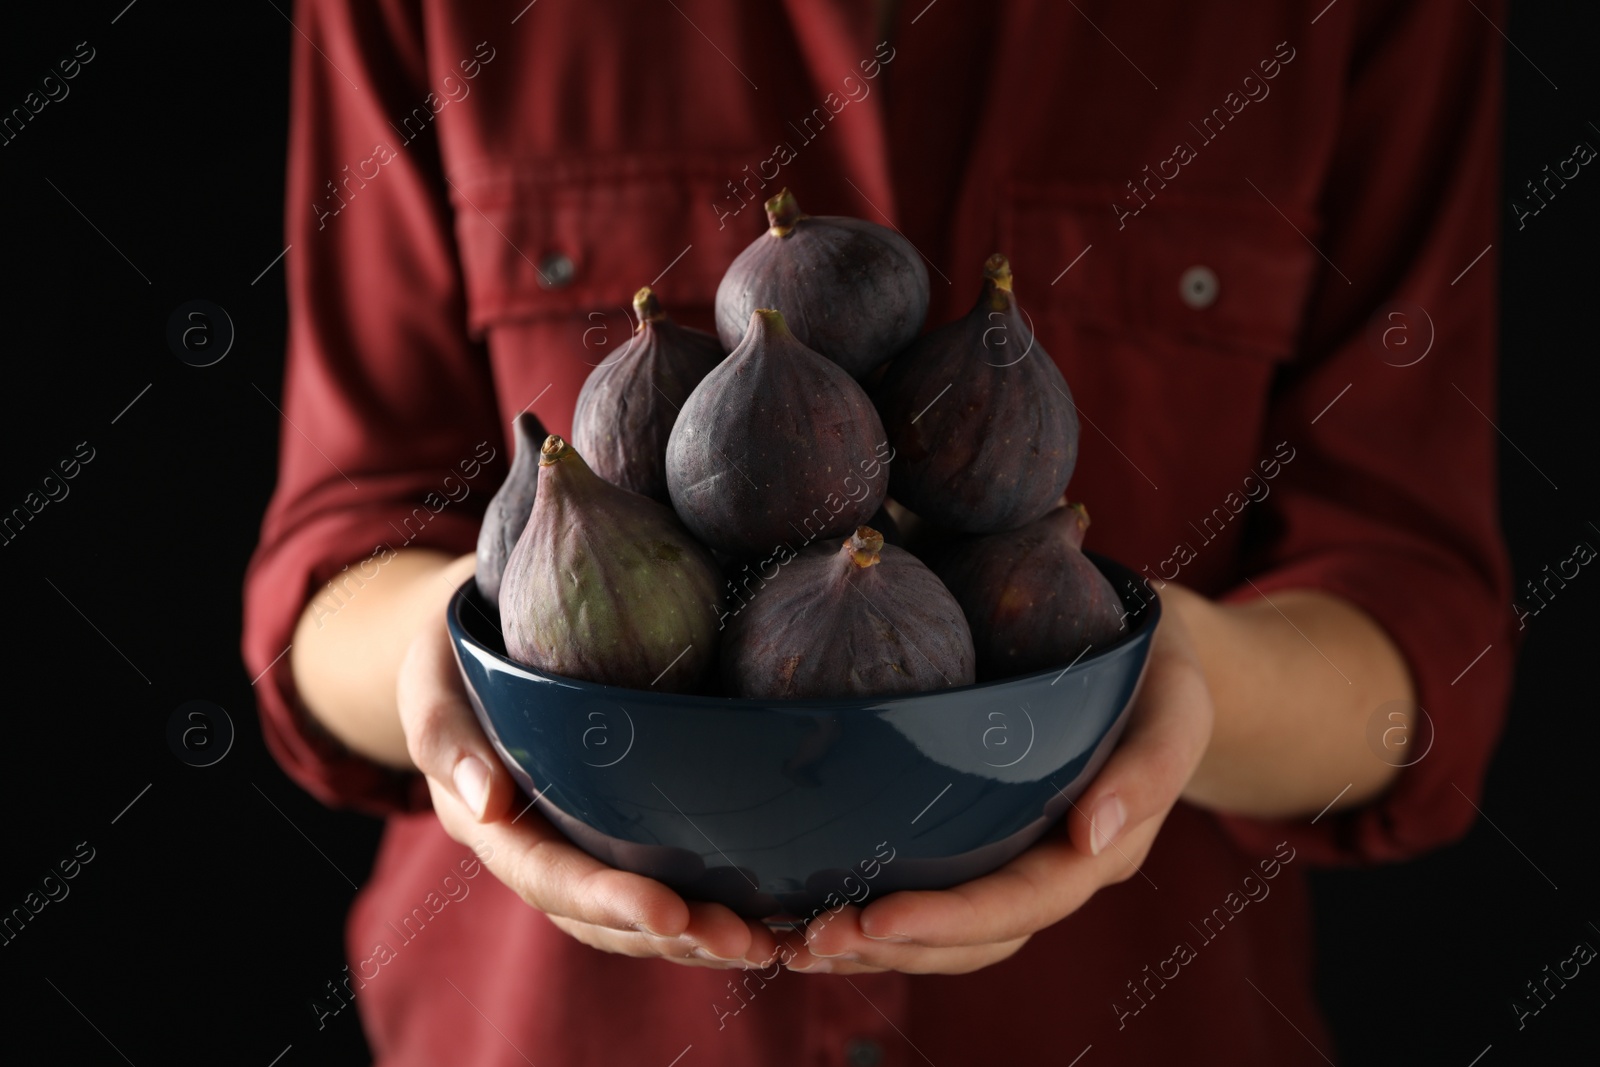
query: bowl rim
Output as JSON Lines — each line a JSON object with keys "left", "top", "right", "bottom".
{"left": 451, "top": 551, "right": 1162, "bottom": 711}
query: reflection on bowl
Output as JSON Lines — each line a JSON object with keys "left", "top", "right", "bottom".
{"left": 447, "top": 553, "right": 1160, "bottom": 921}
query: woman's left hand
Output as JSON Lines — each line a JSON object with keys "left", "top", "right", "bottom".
{"left": 780, "top": 598, "right": 1215, "bottom": 975}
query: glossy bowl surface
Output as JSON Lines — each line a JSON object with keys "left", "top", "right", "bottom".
{"left": 448, "top": 553, "right": 1159, "bottom": 921}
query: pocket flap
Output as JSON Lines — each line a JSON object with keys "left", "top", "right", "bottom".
{"left": 1002, "top": 180, "right": 1319, "bottom": 361}
{"left": 450, "top": 153, "right": 765, "bottom": 331}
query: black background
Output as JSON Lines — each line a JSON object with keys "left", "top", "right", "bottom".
{"left": 0, "top": 3, "right": 1594, "bottom": 1064}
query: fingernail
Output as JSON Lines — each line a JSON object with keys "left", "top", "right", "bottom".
{"left": 692, "top": 947, "right": 749, "bottom": 966}
{"left": 1090, "top": 795, "right": 1127, "bottom": 856}
{"left": 452, "top": 756, "right": 490, "bottom": 819}
{"left": 793, "top": 958, "right": 833, "bottom": 974}
{"left": 860, "top": 930, "right": 912, "bottom": 943}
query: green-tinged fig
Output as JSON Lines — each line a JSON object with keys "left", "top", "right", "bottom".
{"left": 933, "top": 502, "right": 1124, "bottom": 681}
{"left": 715, "top": 188, "right": 930, "bottom": 378}
{"left": 474, "top": 410, "right": 547, "bottom": 603}
{"left": 498, "top": 435, "right": 722, "bottom": 692}
{"left": 666, "top": 308, "right": 889, "bottom": 555}
{"left": 572, "top": 287, "right": 725, "bottom": 502}
{"left": 722, "top": 526, "right": 975, "bottom": 698}
{"left": 874, "top": 254, "right": 1079, "bottom": 532}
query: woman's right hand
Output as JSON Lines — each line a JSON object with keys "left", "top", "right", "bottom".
{"left": 397, "top": 613, "right": 779, "bottom": 969}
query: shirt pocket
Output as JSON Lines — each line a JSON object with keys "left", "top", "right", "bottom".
{"left": 1000, "top": 179, "right": 1318, "bottom": 366}
{"left": 997, "top": 181, "right": 1321, "bottom": 592}
{"left": 448, "top": 151, "right": 765, "bottom": 334}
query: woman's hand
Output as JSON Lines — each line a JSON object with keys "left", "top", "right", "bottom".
{"left": 780, "top": 601, "right": 1215, "bottom": 975}
{"left": 398, "top": 608, "right": 782, "bottom": 970}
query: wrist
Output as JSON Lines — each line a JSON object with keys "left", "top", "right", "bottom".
{"left": 1147, "top": 585, "right": 1231, "bottom": 809}
{"left": 291, "top": 548, "right": 476, "bottom": 769}
{"left": 1167, "top": 579, "right": 1412, "bottom": 818}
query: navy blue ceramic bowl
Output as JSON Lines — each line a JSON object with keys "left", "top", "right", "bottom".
{"left": 448, "top": 553, "right": 1159, "bottom": 922}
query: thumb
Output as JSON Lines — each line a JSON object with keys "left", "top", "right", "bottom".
{"left": 1067, "top": 604, "right": 1213, "bottom": 858}
{"left": 398, "top": 617, "right": 516, "bottom": 823}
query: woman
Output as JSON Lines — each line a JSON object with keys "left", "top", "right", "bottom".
{"left": 244, "top": 1, "right": 1512, "bottom": 1062}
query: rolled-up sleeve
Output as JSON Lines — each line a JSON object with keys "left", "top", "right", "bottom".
{"left": 1215, "top": 0, "right": 1515, "bottom": 864}
{"left": 241, "top": 0, "right": 502, "bottom": 814}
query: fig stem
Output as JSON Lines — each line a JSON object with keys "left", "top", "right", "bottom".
{"left": 1064, "top": 502, "right": 1090, "bottom": 550}
{"left": 845, "top": 526, "right": 885, "bottom": 568}
{"left": 983, "top": 253, "right": 1014, "bottom": 292}
{"left": 752, "top": 308, "right": 791, "bottom": 336}
{"left": 539, "top": 434, "right": 570, "bottom": 466}
{"left": 633, "top": 286, "right": 665, "bottom": 327}
{"left": 765, "top": 188, "right": 807, "bottom": 237}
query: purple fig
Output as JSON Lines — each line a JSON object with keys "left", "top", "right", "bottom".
{"left": 572, "top": 287, "right": 725, "bottom": 502}
{"left": 722, "top": 526, "right": 975, "bottom": 698}
{"left": 666, "top": 308, "right": 889, "bottom": 556}
{"left": 933, "top": 502, "right": 1125, "bottom": 681}
{"left": 499, "top": 435, "right": 722, "bottom": 692}
{"left": 874, "top": 254, "right": 1079, "bottom": 533}
{"left": 715, "top": 188, "right": 930, "bottom": 378}
{"left": 474, "top": 410, "right": 547, "bottom": 603}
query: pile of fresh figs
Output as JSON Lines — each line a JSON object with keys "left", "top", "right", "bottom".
{"left": 474, "top": 190, "right": 1127, "bottom": 698}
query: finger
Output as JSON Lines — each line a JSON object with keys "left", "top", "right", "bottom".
{"left": 784, "top": 908, "right": 889, "bottom": 975}
{"left": 849, "top": 606, "right": 1210, "bottom": 952}
{"left": 679, "top": 900, "right": 783, "bottom": 965}
{"left": 855, "top": 815, "right": 1164, "bottom": 949}
{"left": 853, "top": 837, "right": 1082, "bottom": 949}
{"left": 543, "top": 894, "right": 780, "bottom": 968}
{"left": 799, "top": 905, "right": 896, "bottom": 970}
{"left": 1064, "top": 609, "right": 1212, "bottom": 860}
{"left": 547, "top": 916, "right": 749, "bottom": 967}
{"left": 428, "top": 776, "right": 691, "bottom": 937}
{"left": 800, "top": 904, "right": 864, "bottom": 958}
{"left": 788, "top": 923, "right": 1030, "bottom": 975}
{"left": 398, "top": 617, "right": 515, "bottom": 823}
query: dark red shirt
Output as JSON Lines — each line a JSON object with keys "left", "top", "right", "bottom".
{"left": 244, "top": 2, "right": 1513, "bottom": 1063}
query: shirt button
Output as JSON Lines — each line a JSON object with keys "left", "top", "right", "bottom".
{"left": 1179, "top": 265, "right": 1219, "bottom": 309}
{"left": 537, "top": 252, "right": 575, "bottom": 289}
{"left": 844, "top": 1038, "right": 884, "bottom": 1067}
